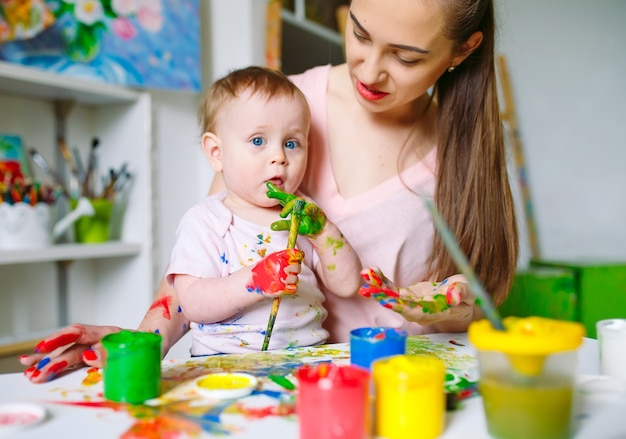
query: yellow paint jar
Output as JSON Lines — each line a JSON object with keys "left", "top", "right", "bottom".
{"left": 373, "top": 354, "right": 445, "bottom": 439}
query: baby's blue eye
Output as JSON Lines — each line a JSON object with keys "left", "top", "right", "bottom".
{"left": 251, "top": 137, "right": 265, "bottom": 146}
{"left": 285, "top": 140, "right": 298, "bottom": 150}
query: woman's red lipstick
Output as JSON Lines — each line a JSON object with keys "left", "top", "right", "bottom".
{"left": 356, "top": 80, "right": 388, "bottom": 101}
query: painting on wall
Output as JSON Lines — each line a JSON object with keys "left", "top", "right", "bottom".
{"left": 0, "top": 0, "right": 200, "bottom": 91}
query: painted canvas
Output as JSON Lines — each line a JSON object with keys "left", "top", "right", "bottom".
{"left": 0, "top": 0, "right": 200, "bottom": 90}
{"left": 0, "top": 133, "right": 31, "bottom": 183}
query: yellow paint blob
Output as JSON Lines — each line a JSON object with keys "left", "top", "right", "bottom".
{"left": 197, "top": 373, "right": 255, "bottom": 390}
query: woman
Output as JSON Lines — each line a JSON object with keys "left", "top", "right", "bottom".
{"left": 22, "top": 0, "right": 517, "bottom": 383}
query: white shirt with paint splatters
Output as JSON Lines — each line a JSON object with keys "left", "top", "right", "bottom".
{"left": 165, "top": 191, "right": 328, "bottom": 356}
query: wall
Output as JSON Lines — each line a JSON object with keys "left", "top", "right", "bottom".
{"left": 497, "top": 1, "right": 626, "bottom": 265}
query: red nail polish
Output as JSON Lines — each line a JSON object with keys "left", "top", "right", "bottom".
{"left": 24, "top": 366, "right": 36, "bottom": 374}
{"left": 83, "top": 349, "right": 98, "bottom": 362}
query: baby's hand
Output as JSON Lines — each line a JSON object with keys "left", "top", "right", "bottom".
{"left": 247, "top": 248, "right": 304, "bottom": 297}
{"left": 266, "top": 182, "right": 326, "bottom": 237}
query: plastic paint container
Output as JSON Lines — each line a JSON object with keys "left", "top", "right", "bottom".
{"left": 102, "top": 330, "right": 162, "bottom": 404}
{"left": 350, "top": 327, "right": 407, "bottom": 370}
{"left": 195, "top": 372, "right": 257, "bottom": 399}
{"left": 373, "top": 354, "right": 445, "bottom": 439}
{"left": 297, "top": 363, "right": 370, "bottom": 439}
{"left": 597, "top": 318, "right": 626, "bottom": 383}
{"left": 469, "top": 317, "right": 585, "bottom": 439}
{"left": 0, "top": 403, "right": 46, "bottom": 435}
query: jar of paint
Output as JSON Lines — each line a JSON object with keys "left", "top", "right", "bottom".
{"left": 596, "top": 318, "right": 626, "bottom": 383}
{"left": 372, "top": 354, "right": 445, "bottom": 439}
{"left": 102, "top": 330, "right": 162, "bottom": 404}
{"left": 469, "top": 316, "right": 585, "bottom": 439}
{"left": 350, "top": 327, "right": 407, "bottom": 370}
{"left": 296, "top": 363, "right": 370, "bottom": 439}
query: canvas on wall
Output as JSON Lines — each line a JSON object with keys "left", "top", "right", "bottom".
{"left": 0, "top": 0, "right": 200, "bottom": 91}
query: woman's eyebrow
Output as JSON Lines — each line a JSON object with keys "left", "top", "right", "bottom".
{"left": 349, "top": 10, "right": 430, "bottom": 55}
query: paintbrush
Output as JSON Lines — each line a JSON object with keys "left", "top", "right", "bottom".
{"left": 422, "top": 196, "right": 505, "bottom": 331}
{"left": 29, "top": 148, "right": 70, "bottom": 198}
{"left": 261, "top": 199, "right": 305, "bottom": 351}
{"left": 82, "top": 137, "right": 99, "bottom": 197}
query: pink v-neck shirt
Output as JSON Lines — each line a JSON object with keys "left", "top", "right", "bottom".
{"left": 290, "top": 65, "right": 437, "bottom": 342}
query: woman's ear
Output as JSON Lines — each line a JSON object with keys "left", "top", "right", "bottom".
{"left": 452, "top": 31, "right": 484, "bottom": 66}
{"left": 201, "top": 132, "right": 223, "bottom": 172}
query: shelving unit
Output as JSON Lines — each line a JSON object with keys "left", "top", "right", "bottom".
{"left": 280, "top": 6, "right": 344, "bottom": 75}
{"left": 0, "top": 61, "right": 155, "bottom": 348}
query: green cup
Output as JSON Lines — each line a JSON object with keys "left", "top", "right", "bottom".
{"left": 70, "top": 198, "right": 113, "bottom": 243}
{"left": 102, "top": 330, "right": 162, "bottom": 404}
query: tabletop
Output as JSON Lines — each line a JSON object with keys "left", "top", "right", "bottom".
{"left": 0, "top": 332, "right": 623, "bottom": 439}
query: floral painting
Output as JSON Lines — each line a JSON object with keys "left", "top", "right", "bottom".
{"left": 0, "top": 0, "right": 200, "bottom": 90}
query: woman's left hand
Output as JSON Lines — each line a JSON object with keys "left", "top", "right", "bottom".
{"left": 359, "top": 267, "right": 475, "bottom": 325}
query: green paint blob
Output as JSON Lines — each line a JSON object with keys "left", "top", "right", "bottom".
{"left": 102, "top": 330, "right": 162, "bottom": 404}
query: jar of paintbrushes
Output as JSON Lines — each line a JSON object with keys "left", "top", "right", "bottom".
{"left": 30, "top": 137, "right": 132, "bottom": 244}
{"left": 0, "top": 178, "right": 61, "bottom": 249}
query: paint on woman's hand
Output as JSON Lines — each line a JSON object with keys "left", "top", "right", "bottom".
{"left": 34, "top": 333, "right": 81, "bottom": 353}
{"left": 247, "top": 248, "right": 303, "bottom": 296}
{"left": 359, "top": 267, "right": 455, "bottom": 314}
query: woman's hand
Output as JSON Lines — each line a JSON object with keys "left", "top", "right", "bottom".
{"left": 359, "top": 267, "right": 475, "bottom": 327}
{"left": 20, "top": 324, "right": 122, "bottom": 384}
{"left": 247, "top": 248, "right": 304, "bottom": 297}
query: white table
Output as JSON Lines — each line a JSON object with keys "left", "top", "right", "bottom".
{"left": 0, "top": 333, "right": 623, "bottom": 439}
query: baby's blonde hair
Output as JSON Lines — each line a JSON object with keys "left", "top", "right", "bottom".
{"left": 199, "top": 66, "right": 310, "bottom": 134}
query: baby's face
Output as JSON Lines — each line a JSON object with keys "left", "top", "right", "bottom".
{"left": 213, "top": 91, "right": 310, "bottom": 210}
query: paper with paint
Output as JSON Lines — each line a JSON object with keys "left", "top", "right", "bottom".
{"left": 39, "top": 334, "right": 478, "bottom": 438}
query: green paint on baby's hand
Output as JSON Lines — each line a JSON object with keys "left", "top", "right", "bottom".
{"left": 266, "top": 182, "right": 326, "bottom": 237}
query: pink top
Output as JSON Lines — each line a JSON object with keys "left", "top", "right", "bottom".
{"left": 290, "top": 65, "right": 438, "bottom": 342}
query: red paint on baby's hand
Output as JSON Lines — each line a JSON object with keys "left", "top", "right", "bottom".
{"left": 247, "top": 248, "right": 304, "bottom": 297}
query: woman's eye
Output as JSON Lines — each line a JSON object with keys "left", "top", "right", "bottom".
{"left": 251, "top": 137, "right": 266, "bottom": 146}
{"left": 395, "top": 54, "right": 420, "bottom": 66}
{"left": 284, "top": 140, "right": 298, "bottom": 150}
{"left": 353, "top": 30, "right": 367, "bottom": 41}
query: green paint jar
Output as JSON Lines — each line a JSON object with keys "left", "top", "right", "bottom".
{"left": 102, "top": 330, "right": 162, "bottom": 404}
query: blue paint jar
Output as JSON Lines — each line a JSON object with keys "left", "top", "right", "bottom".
{"left": 350, "top": 327, "right": 407, "bottom": 371}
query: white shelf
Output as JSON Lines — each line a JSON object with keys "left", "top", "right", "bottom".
{"left": 280, "top": 9, "right": 343, "bottom": 47}
{"left": 0, "top": 60, "right": 141, "bottom": 105}
{"left": 0, "top": 61, "right": 154, "bottom": 336}
{"left": 0, "top": 242, "right": 142, "bottom": 265}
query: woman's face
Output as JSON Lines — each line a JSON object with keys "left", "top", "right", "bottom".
{"left": 345, "top": 0, "right": 459, "bottom": 115}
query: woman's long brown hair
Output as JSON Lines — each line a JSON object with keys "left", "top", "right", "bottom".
{"left": 429, "top": 0, "right": 518, "bottom": 306}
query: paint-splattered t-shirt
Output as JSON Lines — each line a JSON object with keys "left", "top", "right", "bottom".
{"left": 290, "top": 65, "right": 438, "bottom": 343}
{"left": 166, "top": 192, "right": 328, "bottom": 355}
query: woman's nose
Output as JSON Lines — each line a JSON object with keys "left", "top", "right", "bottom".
{"left": 360, "top": 49, "right": 385, "bottom": 84}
